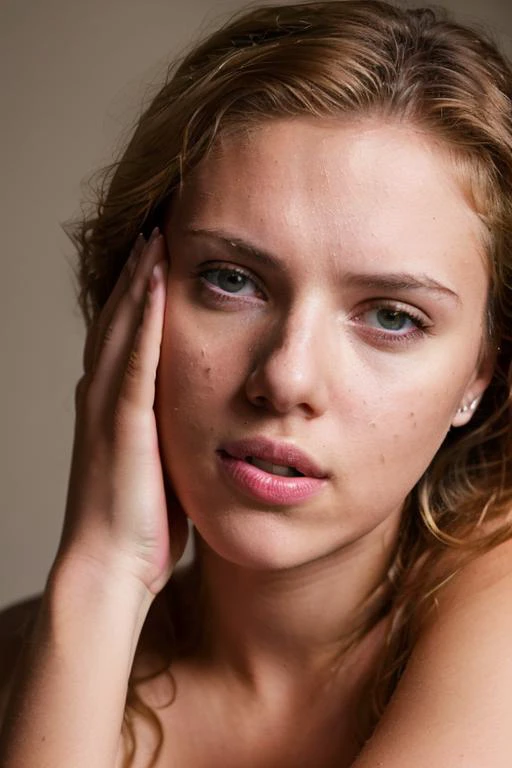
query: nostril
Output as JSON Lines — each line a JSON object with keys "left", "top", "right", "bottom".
{"left": 244, "top": 353, "right": 327, "bottom": 417}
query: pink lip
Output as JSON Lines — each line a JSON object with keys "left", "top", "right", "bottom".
{"left": 217, "top": 437, "right": 328, "bottom": 506}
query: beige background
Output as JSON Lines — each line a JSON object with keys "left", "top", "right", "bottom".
{"left": 1, "top": 0, "right": 511, "bottom": 610}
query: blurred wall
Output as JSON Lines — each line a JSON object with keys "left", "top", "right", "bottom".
{"left": 1, "top": 0, "right": 511, "bottom": 609}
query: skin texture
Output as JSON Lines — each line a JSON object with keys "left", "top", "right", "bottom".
{"left": 157, "top": 118, "right": 491, "bottom": 574}
{"left": 0, "top": 118, "right": 508, "bottom": 768}
{"left": 127, "top": 118, "right": 499, "bottom": 765}
{"left": 0, "top": 232, "right": 178, "bottom": 768}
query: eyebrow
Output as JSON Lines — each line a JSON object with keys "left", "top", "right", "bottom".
{"left": 342, "top": 272, "right": 460, "bottom": 303}
{"left": 182, "top": 226, "right": 460, "bottom": 303}
{"left": 182, "top": 227, "right": 283, "bottom": 271}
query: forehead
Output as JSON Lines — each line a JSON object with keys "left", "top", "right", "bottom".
{"left": 173, "top": 118, "right": 488, "bottom": 292}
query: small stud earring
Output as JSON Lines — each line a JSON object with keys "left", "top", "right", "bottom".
{"left": 457, "top": 397, "right": 479, "bottom": 415}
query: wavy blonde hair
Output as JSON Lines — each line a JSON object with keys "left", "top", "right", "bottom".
{"left": 68, "top": 1, "right": 512, "bottom": 764}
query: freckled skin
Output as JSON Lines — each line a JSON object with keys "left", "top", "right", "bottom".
{"left": 155, "top": 118, "right": 492, "bottom": 571}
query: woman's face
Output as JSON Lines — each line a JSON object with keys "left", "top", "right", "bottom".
{"left": 156, "top": 118, "right": 492, "bottom": 570}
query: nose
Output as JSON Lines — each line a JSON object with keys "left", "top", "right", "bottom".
{"left": 244, "top": 303, "right": 330, "bottom": 418}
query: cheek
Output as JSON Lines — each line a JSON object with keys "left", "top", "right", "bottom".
{"left": 344, "top": 359, "right": 469, "bottom": 485}
{"left": 377, "top": 398, "right": 448, "bottom": 460}
{"left": 156, "top": 302, "right": 248, "bottom": 428}
{"left": 369, "top": 341, "right": 478, "bottom": 429}
{"left": 155, "top": 308, "right": 226, "bottom": 497}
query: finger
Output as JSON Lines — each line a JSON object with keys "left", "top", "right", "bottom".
{"left": 120, "top": 259, "right": 168, "bottom": 410}
{"left": 91, "top": 228, "right": 161, "bottom": 381}
{"left": 88, "top": 231, "right": 167, "bottom": 410}
{"left": 84, "top": 233, "right": 146, "bottom": 375}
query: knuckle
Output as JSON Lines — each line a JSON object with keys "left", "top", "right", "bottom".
{"left": 103, "top": 322, "right": 115, "bottom": 347}
{"left": 124, "top": 345, "right": 142, "bottom": 382}
{"left": 89, "top": 323, "right": 113, "bottom": 371}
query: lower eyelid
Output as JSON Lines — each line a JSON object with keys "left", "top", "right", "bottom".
{"left": 360, "top": 327, "right": 427, "bottom": 348}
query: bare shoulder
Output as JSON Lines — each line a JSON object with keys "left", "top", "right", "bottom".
{"left": 0, "top": 595, "right": 42, "bottom": 724}
{"left": 436, "top": 532, "right": 512, "bottom": 602}
{"left": 353, "top": 537, "right": 512, "bottom": 767}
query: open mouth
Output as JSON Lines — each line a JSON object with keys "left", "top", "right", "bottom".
{"left": 244, "top": 456, "right": 305, "bottom": 478}
{"left": 218, "top": 438, "right": 327, "bottom": 482}
{"left": 216, "top": 444, "right": 326, "bottom": 505}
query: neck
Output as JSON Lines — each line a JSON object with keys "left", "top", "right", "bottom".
{"left": 194, "top": 520, "right": 399, "bottom": 690}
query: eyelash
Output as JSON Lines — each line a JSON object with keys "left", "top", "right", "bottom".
{"left": 197, "top": 263, "right": 265, "bottom": 304}
{"left": 351, "top": 302, "right": 431, "bottom": 346}
{"left": 195, "top": 263, "right": 431, "bottom": 345}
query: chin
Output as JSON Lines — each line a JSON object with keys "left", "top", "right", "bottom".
{"left": 188, "top": 508, "right": 346, "bottom": 572}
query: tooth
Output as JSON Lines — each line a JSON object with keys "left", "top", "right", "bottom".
{"left": 247, "top": 457, "right": 302, "bottom": 477}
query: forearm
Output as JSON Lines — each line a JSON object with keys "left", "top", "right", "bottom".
{"left": 0, "top": 557, "right": 153, "bottom": 768}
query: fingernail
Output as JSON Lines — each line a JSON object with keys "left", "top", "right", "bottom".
{"left": 148, "top": 226, "right": 161, "bottom": 245}
{"left": 135, "top": 232, "right": 145, "bottom": 252}
{"left": 149, "top": 260, "right": 167, "bottom": 291}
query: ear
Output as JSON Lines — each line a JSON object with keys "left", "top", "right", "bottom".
{"left": 451, "top": 345, "right": 496, "bottom": 428}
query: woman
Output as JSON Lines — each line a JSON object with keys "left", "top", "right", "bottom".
{"left": 1, "top": 1, "right": 512, "bottom": 766}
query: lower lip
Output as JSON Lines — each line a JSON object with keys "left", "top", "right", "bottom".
{"left": 217, "top": 452, "right": 326, "bottom": 506}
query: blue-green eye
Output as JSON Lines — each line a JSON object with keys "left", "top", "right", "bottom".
{"left": 201, "top": 267, "right": 261, "bottom": 297}
{"left": 372, "top": 308, "right": 415, "bottom": 332}
{"left": 357, "top": 304, "right": 428, "bottom": 341}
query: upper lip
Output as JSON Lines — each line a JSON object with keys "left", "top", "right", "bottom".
{"left": 219, "top": 437, "right": 329, "bottom": 479}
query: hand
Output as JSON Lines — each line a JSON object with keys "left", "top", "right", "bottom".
{"left": 55, "top": 229, "right": 188, "bottom": 597}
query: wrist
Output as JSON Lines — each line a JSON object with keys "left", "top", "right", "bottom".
{"left": 45, "top": 549, "right": 154, "bottom": 655}
{"left": 0, "top": 551, "right": 154, "bottom": 768}
{"left": 49, "top": 546, "right": 154, "bottom": 606}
